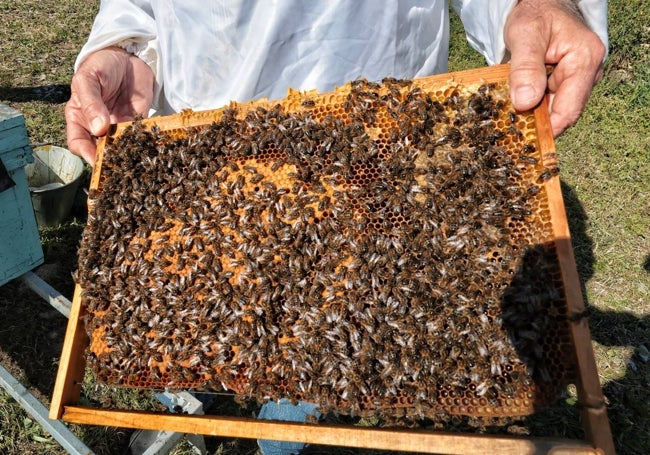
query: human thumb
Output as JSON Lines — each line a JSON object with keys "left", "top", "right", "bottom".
{"left": 505, "top": 9, "right": 549, "bottom": 111}
{"left": 511, "top": 81, "right": 543, "bottom": 111}
{"left": 70, "top": 67, "right": 111, "bottom": 137}
{"left": 90, "top": 116, "right": 108, "bottom": 137}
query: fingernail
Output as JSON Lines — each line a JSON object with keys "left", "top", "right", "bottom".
{"left": 513, "top": 85, "right": 538, "bottom": 107}
{"left": 90, "top": 117, "right": 104, "bottom": 135}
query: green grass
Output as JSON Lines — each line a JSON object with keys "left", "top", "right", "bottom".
{"left": 1, "top": 2, "right": 649, "bottom": 454}
{"left": 0, "top": 390, "right": 60, "bottom": 454}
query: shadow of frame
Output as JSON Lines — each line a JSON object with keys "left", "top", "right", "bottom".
{"left": 0, "top": 84, "right": 71, "bottom": 104}
{"left": 520, "top": 180, "right": 650, "bottom": 454}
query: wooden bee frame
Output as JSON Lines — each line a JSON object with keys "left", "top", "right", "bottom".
{"left": 50, "top": 65, "right": 614, "bottom": 454}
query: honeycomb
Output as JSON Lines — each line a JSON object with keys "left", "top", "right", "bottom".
{"left": 77, "top": 72, "right": 576, "bottom": 422}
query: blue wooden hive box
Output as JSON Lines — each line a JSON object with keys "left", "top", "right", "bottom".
{"left": 0, "top": 103, "right": 44, "bottom": 286}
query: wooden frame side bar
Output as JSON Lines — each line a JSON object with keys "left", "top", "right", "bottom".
{"left": 535, "top": 100, "right": 614, "bottom": 455}
{"left": 50, "top": 286, "right": 88, "bottom": 420}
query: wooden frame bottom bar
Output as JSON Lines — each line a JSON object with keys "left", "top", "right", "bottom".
{"left": 61, "top": 406, "right": 600, "bottom": 455}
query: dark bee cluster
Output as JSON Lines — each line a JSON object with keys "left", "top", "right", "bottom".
{"left": 77, "top": 76, "right": 575, "bottom": 423}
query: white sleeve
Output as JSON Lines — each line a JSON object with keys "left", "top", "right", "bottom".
{"left": 576, "top": 0, "right": 609, "bottom": 55}
{"left": 74, "top": 0, "right": 164, "bottom": 111}
{"left": 451, "top": 0, "right": 518, "bottom": 65}
{"left": 451, "top": 0, "right": 609, "bottom": 65}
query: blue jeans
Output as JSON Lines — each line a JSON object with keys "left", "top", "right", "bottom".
{"left": 257, "top": 399, "right": 321, "bottom": 455}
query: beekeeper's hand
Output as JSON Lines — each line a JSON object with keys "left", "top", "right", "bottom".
{"left": 506, "top": 0, "right": 606, "bottom": 137}
{"left": 65, "top": 46, "right": 154, "bottom": 165}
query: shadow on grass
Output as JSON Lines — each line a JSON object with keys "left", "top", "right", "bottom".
{"left": 0, "top": 84, "right": 71, "bottom": 104}
{"left": 554, "top": 180, "right": 650, "bottom": 454}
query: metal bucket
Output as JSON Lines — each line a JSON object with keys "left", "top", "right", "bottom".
{"left": 24, "top": 145, "right": 84, "bottom": 227}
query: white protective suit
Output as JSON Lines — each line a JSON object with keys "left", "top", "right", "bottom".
{"left": 76, "top": 0, "right": 608, "bottom": 115}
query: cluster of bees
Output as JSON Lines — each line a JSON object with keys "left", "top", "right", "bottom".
{"left": 77, "top": 75, "right": 575, "bottom": 422}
